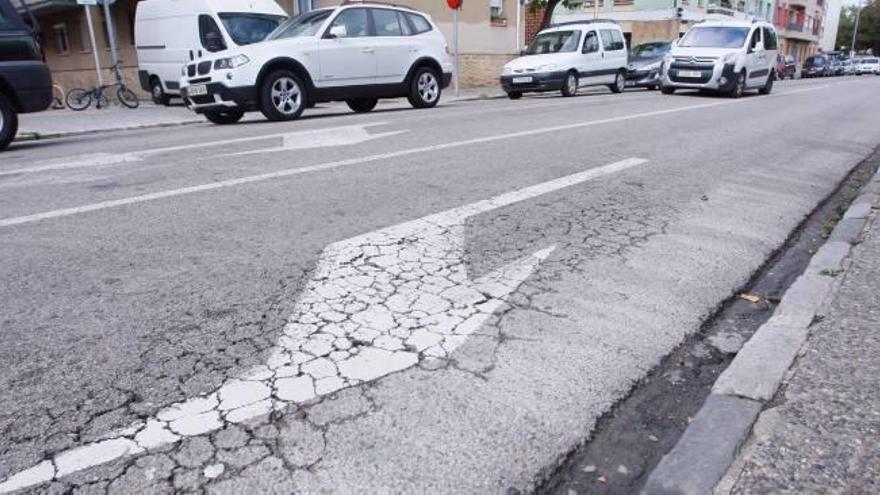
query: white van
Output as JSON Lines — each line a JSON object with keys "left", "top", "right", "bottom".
{"left": 500, "top": 20, "right": 628, "bottom": 99}
{"left": 135, "top": 0, "right": 287, "bottom": 104}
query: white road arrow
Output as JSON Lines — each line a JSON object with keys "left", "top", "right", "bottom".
{"left": 0, "top": 157, "right": 648, "bottom": 493}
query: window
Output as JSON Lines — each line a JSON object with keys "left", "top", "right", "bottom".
{"left": 199, "top": 15, "right": 227, "bottom": 52}
{"left": 372, "top": 9, "right": 402, "bottom": 36}
{"left": 219, "top": 13, "right": 285, "bottom": 45}
{"left": 747, "top": 28, "right": 760, "bottom": 52}
{"left": 490, "top": 0, "right": 505, "bottom": 22}
{"left": 582, "top": 31, "right": 599, "bottom": 53}
{"left": 53, "top": 23, "right": 70, "bottom": 55}
{"left": 762, "top": 27, "right": 777, "bottom": 50}
{"left": 610, "top": 29, "right": 625, "bottom": 50}
{"left": 268, "top": 10, "right": 331, "bottom": 40}
{"left": 326, "top": 8, "right": 369, "bottom": 38}
{"left": 524, "top": 30, "right": 580, "bottom": 54}
{"left": 405, "top": 12, "right": 431, "bottom": 34}
{"left": 599, "top": 30, "right": 614, "bottom": 51}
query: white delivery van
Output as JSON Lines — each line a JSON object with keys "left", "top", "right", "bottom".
{"left": 135, "top": 0, "right": 287, "bottom": 104}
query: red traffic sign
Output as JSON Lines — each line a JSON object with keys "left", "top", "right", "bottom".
{"left": 447, "top": 0, "right": 462, "bottom": 9}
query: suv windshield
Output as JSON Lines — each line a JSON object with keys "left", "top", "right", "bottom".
{"left": 679, "top": 26, "right": 750, "bottom": 48}
{"left": 525, "top": 30, "right": 581, "bottom": 55}
{"left": 267, "top": 9, "right": 332, "bottom": 40}
{"left": 219, "top": 13, "right": 286, "bottom": 45}
{"left": 629, "top": 41, "right": 670, "bottom": 59}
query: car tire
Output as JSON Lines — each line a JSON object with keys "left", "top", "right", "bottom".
{"left": 759, "top": 73, "right": 774, "bottom": 95}
{"left": 150, "top": 79, "right": 171, "bottom": 106}
{"left": 561, "top": 72, "right": 579, "bottom": 97}
{"left": 407, "top": 66, "right": 441, "bottom": 109}
{"left": 346, "top": 98, "right": 378, "bottom": 113}
{"left": 0, "top": 92, "right": 18, "bottom": 152}
{"left": 507, "top": 91, "right": 522, "bottom": 100}
{"left": 660, "top": 86, "right": 675, "bottom": 95}
{"left": 259, "top": 69, "right": 307, "bottom": 122}
{"left": 729, "top": 71, "right": 746, "bottom": 98}
{"left": 647, "top": 85, "right": 658, "bottom": 91}
{"left": 608, "top": 70, "right": 625, "bottom": 93}
{"left": 203, "top": 109, "right": 245, "bottom": 125}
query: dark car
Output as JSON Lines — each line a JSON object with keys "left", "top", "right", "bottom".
{"left": 625, "top": 41, "right": 672, "bottom": 90}
{"left": 830, "top": 57, "right": 845, "bottom": 76}
{"left": 775, "top": 54, "right": 796, "bottom": 80}
{"left": 0, "top": 0, "right": 53, "bottom": 150}
{"left": 802, "top": 55, "right": 830, "bottom": 78}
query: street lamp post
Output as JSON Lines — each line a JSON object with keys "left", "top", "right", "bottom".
{"left": 851, "top": 0, "right": 863, "bottom": 56}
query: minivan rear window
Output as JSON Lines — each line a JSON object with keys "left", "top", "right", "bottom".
{"left": 679, "top": 26, "right": 750, "bottom": 48}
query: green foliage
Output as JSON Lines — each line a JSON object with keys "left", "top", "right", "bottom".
{"left": 836, "top": 0, "right": 880, "bottom": 54}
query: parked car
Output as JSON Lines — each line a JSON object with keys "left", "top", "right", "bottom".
{"left": 625, "top": 40, "right": 672, "bottom": 89}
{"left": 135, "top": 0, "right": 288, "bottom": 105}
{"left": 802, "top": 55, "right": 831, "bottom": 78}
{"left": 0, "top": 0, "right": 53, "bottom": 151}
{"left": 829, "top": 57, "right": 845, "bottom": 76}
{"left": 660, "top": 20, "right": 778, "bottom": 98}
{"left": 842, "top": 59, "right": 856, "bottom": 75}
{"left": 500, "top": 20, "right": 629, "bottom": 99}
{"left": 179, "top": 4, "right": 453, "bottom": 124}
{"left": 775, "top": 53, "right": 796, "bottom": 80}
{"left": 855, "top": 57, "right": 880, "bottom": 75}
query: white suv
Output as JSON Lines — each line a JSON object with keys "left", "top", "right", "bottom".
{"left": 660, "top": 20, "right": 778, "bottom": 98}
{"left": 500, "top": 21, "right": 629, "bottom": 98}
{"left": 180, "top": 3, "right": 453, "bottom": 124}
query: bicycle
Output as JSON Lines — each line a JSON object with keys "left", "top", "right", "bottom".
{"left": 66, "top": 63, "right": 140, "bottom": 111}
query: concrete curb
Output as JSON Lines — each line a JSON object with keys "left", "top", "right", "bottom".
{"left": 14, "top": 119, "right": 206, "bottom": 143}
{"left": 642, "top": 167, "right": 880, "bottom": 495}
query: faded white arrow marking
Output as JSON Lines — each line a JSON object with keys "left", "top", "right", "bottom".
{"left": 0, "top": 123, "right": 400, "bottom": 177}
{"left": 0, "top": 157, "right": 648, "bottom": 493}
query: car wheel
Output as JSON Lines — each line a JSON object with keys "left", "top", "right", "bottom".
{"left": 507, "top": 91, "right": 522, "bottom": 100}
{"left": 561, "top": 72, "right": 579, "bottom": 97}
{"left": 759, "top": 73, "right": 774, "bottom": 95}
{"left": 203, "top": 109, "right": 245, "bottom": 125}
{"left": 407, "top": 67, "right": 441, "bottom": 108}
{"left": 647, "top": 85, "right": 658, "bottom": 91}
{"left": 0, "top": 92, "right": 18, "bottom": 152}
{"left": 660, "top": 86, "right": 675, "bottom": 95}
{"left": 346, "top": 98, "right": 378, "bottom": 113}
{"left": 150, "top": 79, "right": 170, "bottom": 106}
{"left": 729, "top": 71, "right": 746, "bottom": 98}
{"left": 260, "top": 70, "right": 306, "bottom": 121}
{"left": 609, "top": 70, "right": 625, "bottom": 93}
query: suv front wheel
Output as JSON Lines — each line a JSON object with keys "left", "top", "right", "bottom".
{"left": 0, "top": 92, "right": 18, "bottom": 152}
{"left": 758, "top": 72, "right": 774, "bottom": 95}
{"left": 347, "top": 98, "right": 378, "bottom": 113}
{"left": 204, "top": 109, "right": 245, "bottom": 125}
{"left": 408, "top": 67, "right": 441, "bottom": 109}
{"left": 260, "top": 70, "right": 307, "bottom": 121}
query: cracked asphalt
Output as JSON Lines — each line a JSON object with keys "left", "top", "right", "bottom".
{"left": 2, "top": 77, "right": 880, "bottom": 493}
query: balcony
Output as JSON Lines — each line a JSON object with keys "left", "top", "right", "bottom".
{"left": 786, "top": 22, "right": 805, "bottom": 31}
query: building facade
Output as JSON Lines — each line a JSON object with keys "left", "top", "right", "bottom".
{"left": 819, "top": 0, "right": 841, "bottom": 52}
{"left": 773, "top": 0, "right": 826, "bottom": 62}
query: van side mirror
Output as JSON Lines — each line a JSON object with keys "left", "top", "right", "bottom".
{"left": 204, "top": 31, "right": 226, "bottom": 52}
{"left": 328, "top": 25, "right": 347, "bottom": 39}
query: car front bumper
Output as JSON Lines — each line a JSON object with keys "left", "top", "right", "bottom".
{"left": 661, "top": 63, "right": 738, "bottom": 92}
{"left": 500, "top": 71, "right": 567, "bottom": 93}
{"left": 181, "top": 81, "right": 256, "bottom": 114}
{"left": 625, "top": 67, "right": 661, "bottom": 88}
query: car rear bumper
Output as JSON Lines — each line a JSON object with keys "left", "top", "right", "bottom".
{"left": 500, "top": 71, "right": 567, "bottom": 93}
{"left": 2, "top": 61, "right": 53, "bottom": 113}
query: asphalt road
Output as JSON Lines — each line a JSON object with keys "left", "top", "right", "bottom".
{"left": 1, "top": 77, "right": 879, "bottom": 493}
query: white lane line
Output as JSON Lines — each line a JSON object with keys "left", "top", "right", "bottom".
{"left": 0, "top": 123, "right": 395, "bottom": 177}
{"left": 0, "top": 84, "right": 831, "bottom": 229}
{"left": 0, "top": 157, "right": 649, "bottom": 493}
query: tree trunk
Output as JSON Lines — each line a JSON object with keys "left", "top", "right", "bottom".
{"left": 539, "top": 0, "right": 560, "bottom": 32}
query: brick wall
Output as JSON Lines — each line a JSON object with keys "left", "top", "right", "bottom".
{"left": 524, "top": 5, "right": 547, "bottom": 46}
{"left": 458, "top": 53, "right": 518, "bottom": 86}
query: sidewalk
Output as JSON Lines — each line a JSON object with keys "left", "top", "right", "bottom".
{"left": 720, "top": 205, "right": 880, "bottom": 492}
{"left": 15, "top": 86, "right": 506, "bottom": 141}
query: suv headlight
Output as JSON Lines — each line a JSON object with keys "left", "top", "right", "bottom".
{"left": 536, "top": 63, "right": 558, "bottom": 72}
{"left": 214, "top": 54, "right": 250, "bottom": 70}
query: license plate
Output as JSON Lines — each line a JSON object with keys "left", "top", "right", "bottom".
{"left": 677, "top": 70, "right": 702, "bottom": 78}
{"left": 188, "top": 84, "right": 208, "bottom": 97}
{"left": 512, "top": 76, "right": 533, "bottom": 84}
{"left": 625, "top": 80, "right": 637, "bottom": 86}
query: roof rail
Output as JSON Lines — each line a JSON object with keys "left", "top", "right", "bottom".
{"left": 548, "top": 19, "right": 618, "bottom": 27}
{"left": 340, "top": 0, "right": 412, "bottom": 8}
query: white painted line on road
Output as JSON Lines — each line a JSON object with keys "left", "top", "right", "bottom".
{"left": 0, "top": 84, "right": 831, "bottom": 229}
{"left": 0, "top": 123, "right": 396, "bottom": 177}
{"left": 0, "top": 157, "right": 648, "bottom": 493}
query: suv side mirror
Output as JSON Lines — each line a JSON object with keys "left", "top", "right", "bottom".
{"left": 328, "top": 25, "right": 347, "bottom": 39}
{"left": 204, "top": 31, "right": 226, "bottom": 52}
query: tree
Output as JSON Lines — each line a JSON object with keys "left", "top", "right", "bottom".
{"left": 836, "top": 0, "right": 880, "bottom": 54}
{"left": 529, "top": 0, "right": 585, "bottom": 34}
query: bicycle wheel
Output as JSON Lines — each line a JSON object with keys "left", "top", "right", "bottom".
{"left": 117, "top": 86, "right": 140, "bottom": 109}
{"left": 65, "top": 88, "right": 92, "bottom": 111}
